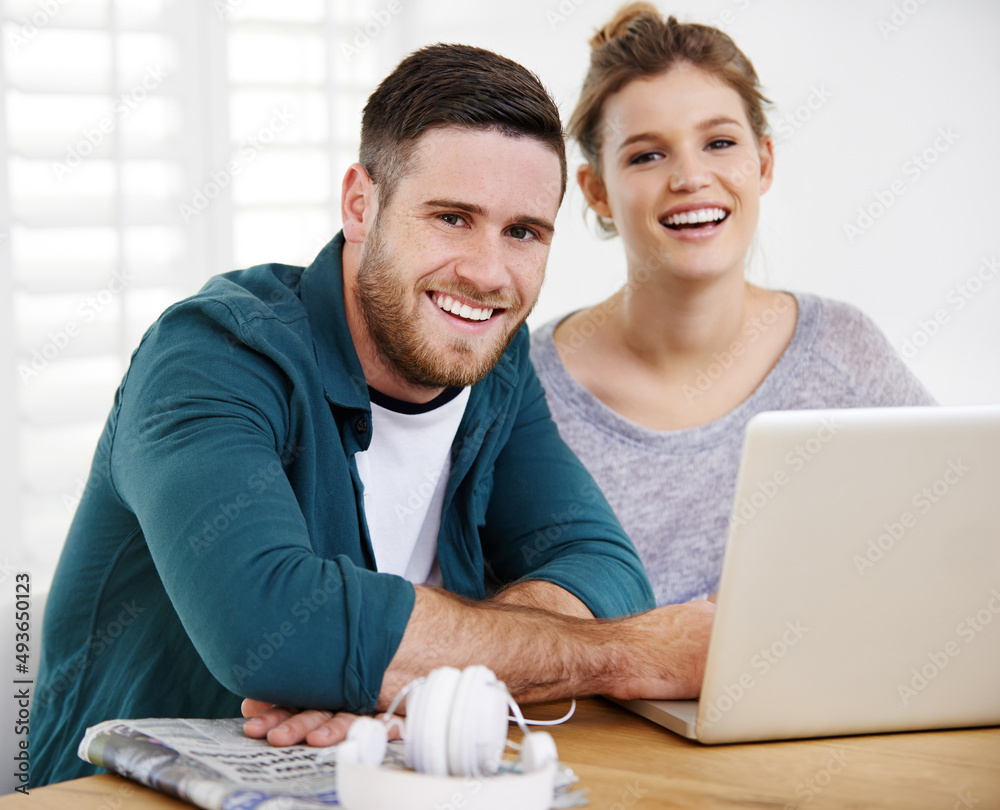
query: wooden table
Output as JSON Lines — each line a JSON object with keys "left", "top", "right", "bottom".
{"left": 4, "top": 699, "right": 998, "bottom": 809}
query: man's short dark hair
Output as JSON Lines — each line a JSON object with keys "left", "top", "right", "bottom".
{"left": 360, "top": 43, "right": 567, "bottom": 207}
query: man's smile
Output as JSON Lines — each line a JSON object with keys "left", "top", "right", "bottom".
{"left": 430, "top": 291, "right": 498, "bottom": 322}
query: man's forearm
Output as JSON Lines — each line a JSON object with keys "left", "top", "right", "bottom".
{"left": 376, "top": 585, "right": 713, "bottom": 709}
{"left": 244, "top": 585, "right": 712, "bottom": 747}
{"left": 490, "top": 579, "right": 594, "bottom": 618}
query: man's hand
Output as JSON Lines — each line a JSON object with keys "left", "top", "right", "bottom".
{"left": 242, "top": 699, "right": 403, "bottom": 747}
{"left": 601, "top": 599, "right": 714, "bottom": 700}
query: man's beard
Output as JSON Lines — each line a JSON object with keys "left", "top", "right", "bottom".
{"left": 355, "top": 215, "right": 528, "bottom": 390}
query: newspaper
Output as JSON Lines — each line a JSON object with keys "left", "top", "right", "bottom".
{"left": 78, "top": 717, "right": 587, "bottom": 810}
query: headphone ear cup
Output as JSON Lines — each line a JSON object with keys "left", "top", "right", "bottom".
{"left": 345, "top": 716, "right": 388, "bottom": 768}
{"left": 519, "top": 731, "right": 557, "bottom": 773}
{"left": 408, "top": 666, "right": 462, "bottom": 776}
{"left": 404, "top": 671, "right": 431, "bottom": 773}
{"left": 447, "top": 665, "right": 508, "bottom": 777}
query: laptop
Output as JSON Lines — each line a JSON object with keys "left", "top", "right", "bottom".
{"left": 613, "top": 405, "right": 1000, "bottom": 743}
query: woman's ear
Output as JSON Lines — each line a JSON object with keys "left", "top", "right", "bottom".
{"left": 758, "top": 137, "right": 775, "bottom": 195}
{"left": 578, "top": 163, "right": 613, "bottom": 220}
{"left": 341, "top": 163, "right": 377, "bottom": 244}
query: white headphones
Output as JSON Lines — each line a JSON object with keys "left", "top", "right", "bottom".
{"left": 336, "top": 665, "right": 564, "bottom": 810}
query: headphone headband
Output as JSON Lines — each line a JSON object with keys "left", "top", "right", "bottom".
{"left": 336, "top": 666, "right": 559, "bottom": 810}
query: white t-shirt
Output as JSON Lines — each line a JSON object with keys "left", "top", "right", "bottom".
{"left": 354, "top": 386, "right": 471, "bottom": 584}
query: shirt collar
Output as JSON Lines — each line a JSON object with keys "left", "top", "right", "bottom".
{"left": 299, "top": 231, "right": 371, "bottom": 411}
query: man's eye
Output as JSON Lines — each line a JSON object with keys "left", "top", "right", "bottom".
{"left": 508, "top": 225, "right": 534, "bottom": 240}
{"left": 439, "top": 213, "right": 465, "bottom": 226}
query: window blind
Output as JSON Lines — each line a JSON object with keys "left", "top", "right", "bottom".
{"left": 3, "top": 0, "right": 397, "bottom": 591}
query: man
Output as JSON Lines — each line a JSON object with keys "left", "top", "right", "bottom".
{"left": 32, "top": 44, "right": 713, "bottom": 784}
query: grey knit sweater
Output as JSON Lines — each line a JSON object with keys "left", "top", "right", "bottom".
{"left": 530, "top": 293, "right": 936, "bottom": 606}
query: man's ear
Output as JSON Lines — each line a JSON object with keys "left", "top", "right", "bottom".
{"left": 578, "top": 163, "right": 613, "bottom": 220}
{"left": 342, "top": 163, "right": 377, "bottom": 244}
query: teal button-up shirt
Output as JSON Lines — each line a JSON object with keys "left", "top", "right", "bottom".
{"left": 32, "top": 233, "right": 654, "bottom": 785}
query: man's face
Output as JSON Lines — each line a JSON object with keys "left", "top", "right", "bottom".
{"left": 355, "top": 127, "right": 562, "bottom": 390}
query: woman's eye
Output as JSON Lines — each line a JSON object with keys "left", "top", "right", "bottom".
{"left": 629, "top": 151, "right": 661, "bottom": 165}
{"left": 708, "top": 139, "right": 736, "bottom": 149}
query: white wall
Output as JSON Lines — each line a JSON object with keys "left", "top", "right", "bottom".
{"left": 6, "top": 0, "right": 998, "bottom": 593}
{"left": 374, "top": 0, "right": 1000, "bottom": 406}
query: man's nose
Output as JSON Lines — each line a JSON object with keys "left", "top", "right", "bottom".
{"left": 454, "top": 234, "right": 510, "bottom": 292}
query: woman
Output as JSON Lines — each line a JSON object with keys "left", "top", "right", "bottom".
{"left": 530, "top": 2, "right": 935, "bottom": 606}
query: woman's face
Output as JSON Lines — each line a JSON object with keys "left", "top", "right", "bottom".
{"left": 582, "top": 63, "right": 773, "bottom": 284}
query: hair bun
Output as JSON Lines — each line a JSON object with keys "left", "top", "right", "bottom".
{"left": 589, "top": 1, "right": 661, "bottom": 49}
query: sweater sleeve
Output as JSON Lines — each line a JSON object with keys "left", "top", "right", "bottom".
{"left": 479, "top": 331, "right": 656, "bottom": 618}
{"left": 108, "top": 300, "right": 414, "bottom": 713}
{"left": 812, "top": 298, "right": 938, "bottom": 407}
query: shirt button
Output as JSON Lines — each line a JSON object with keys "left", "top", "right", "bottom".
{"left": 354, "top": 416, "right": 368, "bottom": 434}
